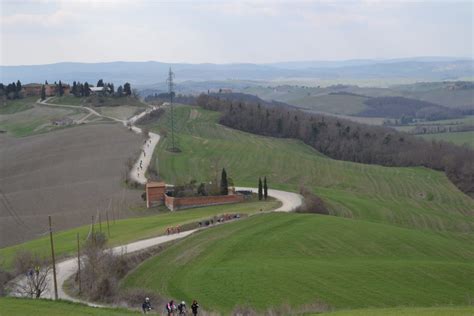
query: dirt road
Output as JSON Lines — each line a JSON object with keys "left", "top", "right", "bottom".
{"left": 9, "top": 100, "right": 303, "bottom": 308}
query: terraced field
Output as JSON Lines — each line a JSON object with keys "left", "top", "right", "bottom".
{"left": 123, "top": 213, "right": 474, "bottom": 313}
{"left": 142, "top": 105, "right": 474, "bottom": 233}
{"left": 289, "top": 93, "right": 370, "bottom": 115}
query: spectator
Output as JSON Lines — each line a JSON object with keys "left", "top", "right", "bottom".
{"left": 191, "top": 300, "right": 199, "bottom": 316}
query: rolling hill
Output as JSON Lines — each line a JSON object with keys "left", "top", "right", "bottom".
{"left": 123, "top": 213, "right": 474, "bottom": 313}
{"left": 1, "top": 58, "right": 472, "bottom": 85}
{"left": 141, "top": 105, "right": 474, "bottom": 233}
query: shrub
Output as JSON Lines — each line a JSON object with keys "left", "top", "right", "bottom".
{"left": 295, "top": 186, "right": 329, "bottom": 215}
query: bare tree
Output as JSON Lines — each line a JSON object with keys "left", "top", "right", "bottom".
{"left": 15, "top": 266, "right": 52, "bottom": 298}
{"left": 12, "top": 251, "right": 51, "bottom": 298}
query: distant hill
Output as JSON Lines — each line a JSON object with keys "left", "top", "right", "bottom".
{"left": 1, "top": 58, "right": 472, "bottom": 86}
{"left": 359, "top": 96, "right": 462, "bottom": 120}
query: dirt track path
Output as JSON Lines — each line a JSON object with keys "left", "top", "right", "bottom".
{"left": 12, "top": 99, "right": 303, "bottom": 308}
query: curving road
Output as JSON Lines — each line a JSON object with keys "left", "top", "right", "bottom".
{"left": 11, "top": 98, "right": 303, "bottom": 308}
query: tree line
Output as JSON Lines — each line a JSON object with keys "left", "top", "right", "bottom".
{"left": 70, "top": 79, "right": 132, "bottom": 98}
{"left": 195, "top": 94, "right": 474, "bottom": 197}
{"left": 0, "top": 80, "right": 22, "bottom": 100}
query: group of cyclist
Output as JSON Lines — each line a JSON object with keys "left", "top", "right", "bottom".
{"left": 142, "top": 297, "right": 199, "bottom": 315}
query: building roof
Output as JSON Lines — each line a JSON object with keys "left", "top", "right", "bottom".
{"left": 146, "top": 181, "right": 166, "bottom": 188}
{"left": 89, "top": 86, "right": 105, "bottom": 92}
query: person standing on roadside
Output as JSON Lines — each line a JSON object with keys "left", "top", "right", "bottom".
{"left": 191, "top": 300, "right": 199, "bottom": 316}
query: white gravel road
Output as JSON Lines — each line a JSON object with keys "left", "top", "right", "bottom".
{"left": 11, "top": 99, "right": 303, "bottom": 308}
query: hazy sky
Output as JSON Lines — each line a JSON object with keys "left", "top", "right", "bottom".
{"left": 1, "top": 0, "right": 473, "bottom": 66}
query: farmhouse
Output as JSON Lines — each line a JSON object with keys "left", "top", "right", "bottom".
{"left": 51, "top": 117, "right": 74, "bottom": 126}
{"left": 145, "top": 181, "right": 245, "bottom": 211}
{"left": 89, "top": 86, "right": 110, "bottom": 95}
{"left": 22, "top": 83, "right": 70, "bottom": 97}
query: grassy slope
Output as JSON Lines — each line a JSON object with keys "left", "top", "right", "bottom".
{"left": 143, "top": 105, "right": 474, "bottom": 233}
{"left": 0, "top": 103, "right": 84, "bottom": 137}
{"left": 123, "top": 213, "right": 474, "bottom": 313}
{"left": 419, "top": 131, "right": 474, "bottom": 148}
{"left": 0, "top": 298, "right": 138, "bottom": 316}
{"left": 324, "top": 306, "right": 474, "bottom": 316}
{"left": 0, "top": 97, "right": 36, "bottom": 114}
{"left": 0, "top": 199, "right": 278, "bottom": 271}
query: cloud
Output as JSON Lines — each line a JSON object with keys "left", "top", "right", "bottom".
{"left": 1, "top": 0, "right": 472, "bottom": 65}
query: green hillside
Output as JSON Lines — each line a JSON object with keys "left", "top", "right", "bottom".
{"left": 0, "top": 199, "right": 278, "bottom": 271}
{"left": 143, "top": 105, "right": 474, "bottom": 233}
{"left": 0, "top": 298, "right": 138, "bottom": 316}
{"left": 0, "top": 102, "right": 84, "bottom": 137}
{"left": 123, "top": 213, "right": 474, "bottom": 313}
{"left": 0, "top": 97, "right": 36, "bottom": 114}
{"left": 324, "top": 306, "right": 474, "bottom": 316}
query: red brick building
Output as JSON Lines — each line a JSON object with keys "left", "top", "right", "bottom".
{"left": 22, "top": 83, "right": 70, "bottom": 97}
{"left": 146, "top": 181, "right": 166, "bottom": 208}
{"left": 145, "top": 181, "right": 244, "bottom": 211}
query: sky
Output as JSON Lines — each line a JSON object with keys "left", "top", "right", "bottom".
{"left": 0, "top": 0, "right": 473, "bottom": 66}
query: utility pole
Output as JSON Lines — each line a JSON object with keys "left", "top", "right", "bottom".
{"left": 99, "top": 213, "right": 102, "bottom": 233}
{"left": 91, "top": 215, "right": 95, "bottom": 244}
{"left": 106, "top": 210, "right": 110, "bottom": 238}
{"left": 48, "top": 216, "right": 58, "bottom": 300}
{"left": 77, "top": 233, "right": 81, "bottom": 294}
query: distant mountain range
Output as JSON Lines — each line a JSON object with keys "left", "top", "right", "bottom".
{"left": 1, "top": 57, "right": 472, "bottom": 87}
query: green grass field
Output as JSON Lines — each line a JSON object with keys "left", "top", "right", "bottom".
{"left": 123, "top": 213, "right": 474, "bottom": 313}
{"left": 0, "top": 102, "right": 85, "bottom": 137}
{"left": 2, "top": 297, "right": 472, "bottom": 316}
{"left": 0, "top": 199, "right": 278, "bottom": 271}
{"left": 142, "top": 105, "right": 474, "bottom": 233}
{"left": 127, "top": 104, "right": 474, "bottom": 313}
{"left": 0, "top": 97, "right": 36, "bottom": 114}
{"left": 419, "top": 131, "right": 474, "bottom": 148}
{"left": 0, "top": 298, "right": 138, "bottom": 316}
{"left": 324, "top": 306, "right": 474, "bottom": 316}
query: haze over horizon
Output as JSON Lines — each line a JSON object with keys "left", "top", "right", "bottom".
{"left": 1, "top": 0, "right": 473, "bottom": 66}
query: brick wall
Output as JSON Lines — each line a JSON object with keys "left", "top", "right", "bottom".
{"left": 146, "top": 186, "right": 166, "bottom": 208}
{"left": 164, "top": 193, "right": 244, "bottom": 211}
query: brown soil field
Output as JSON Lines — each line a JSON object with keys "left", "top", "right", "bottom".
{"left": 0, "top": 123, "right": 144, "bottom": 247}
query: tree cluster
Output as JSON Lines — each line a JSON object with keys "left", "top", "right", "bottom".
{"left": 0, "top": 80, "right": 22, "bottom": 99}
{"left": 196, "top": 94, "right": 474, "bottom": 197}
{"left": 70, "top": 80, "right": 131, "bottom": 98}
{"left": 258, "top": 177, "right": 268, "bottom": 200}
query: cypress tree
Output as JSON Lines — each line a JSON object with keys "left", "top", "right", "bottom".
{"left": 58, "top": 80, "right": 64, "bottom": 96}
{"left": 84, "top": 82, "right": 90, "bottom": 96}
{"left": 16, "top": 80, "right": 22, "bottom": 92}
{"left": 220, "top": 168, "right": 228, "bottom": 195}
{"left": 41, "top": 85, "right": 46, "bottom": 101}
{"left": 263, "top": 176, "right": 268, "bottom": 200}
{"left": 258, "top": 177, "right": 263, "bottom": 200}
